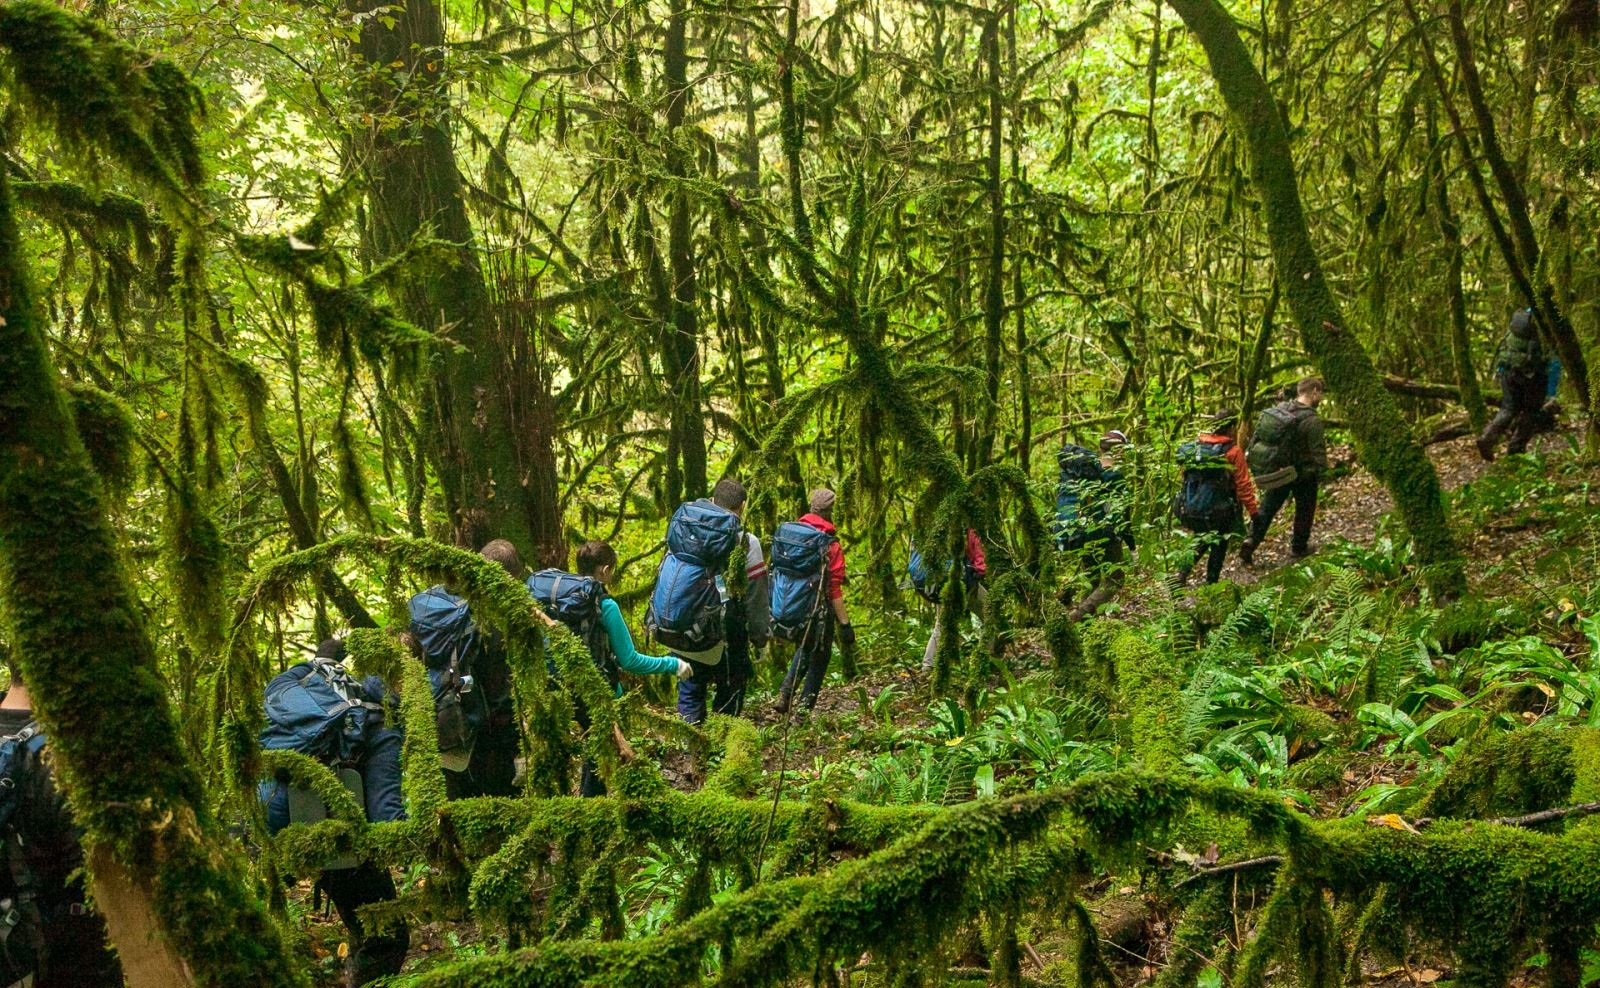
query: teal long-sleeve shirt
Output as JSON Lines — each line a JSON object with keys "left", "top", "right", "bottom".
{"left": 599, "top": 597, "right": 679, "bottom": 678}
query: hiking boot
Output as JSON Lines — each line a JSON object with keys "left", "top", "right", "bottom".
{"left": 1475, "top": 435, "right": 1496, "bottom": 462}
{"left": 1290, "top": 545, "right": 1314, "bottom": 560}
{"left": 1238, "top": 539, "right": 1256, "bottom": 567}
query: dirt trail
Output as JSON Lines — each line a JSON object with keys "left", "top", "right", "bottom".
{"left": 1201, "top": 431, "right": 1569, "bottom": 582}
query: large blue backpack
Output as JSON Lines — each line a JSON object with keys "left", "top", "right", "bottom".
{"left": 1055, "top": 444, "right": 1109, "bottom": 551}
{"left": 408, "top": 588, "right": 488, "bottom": 760}
{"left": 260, "top": 658, "right": 382, "bottom": 766}
{"left": 1172, "top": 440, "right": 1239, "bottom": 532}
{"left": 647, "top": 501, "right": 742, "bottom": 653}
{"left": 769, "top": 521, "right": 836, "bottom": 641}
{"left": 0, "top": 723, "right": 45, "bottom": 835}
{"left": 526, "top": 569, "right": 617, "bottom": 683}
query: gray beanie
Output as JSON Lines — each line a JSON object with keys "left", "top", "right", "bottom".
{"left": 808, "top": 488, "right": 836, "bottom": 516}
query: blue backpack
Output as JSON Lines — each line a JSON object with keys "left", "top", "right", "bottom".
{"left": 408, "top": 588, "right": 488, "bottom": 758}
{"left": 0, "top": 723, "right": 45, "bottom": 833}
{"left": 647, "top": 501, "right": 742, "bottom": 652}
{"left": 260, "top": 658, "right": 382, "bottom": 766}
{"left": 1055, "top": 444, "right": 1109, "bottom": 551}
{"left": 526, "top": 569, "right": 617, "bottom": 682}
{"left": 1172, "top": 440, "right": 1238, "bottom": 532}
{"left": 769, "top": 521, "right": 836, "bottom": 641}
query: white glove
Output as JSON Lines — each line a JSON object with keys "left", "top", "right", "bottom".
{"left": 675, "top": 660, "right": 694, "bottom": 680}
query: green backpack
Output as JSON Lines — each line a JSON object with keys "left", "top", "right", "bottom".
{"left": 1246, "top": 403, "right": 1304, "bottom": 490}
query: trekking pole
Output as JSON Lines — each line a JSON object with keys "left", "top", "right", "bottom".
{"left": 754, "top": 575, "right": 828, "bottom": 878}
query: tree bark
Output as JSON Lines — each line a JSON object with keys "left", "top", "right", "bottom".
{"left": 662, "top": 0, "right": 708, "bottom": 503}
{"left": 0, "top": 173, "right": 299, "bottom": 987}
{"left": 350, "top": 0, "right": 563, "bottom": 559}
{"left": 977, "top": 11, "right": 1005, "bottom": 468}
{"left": 1167, "top": 0, "right": 1465, "bottom": 596}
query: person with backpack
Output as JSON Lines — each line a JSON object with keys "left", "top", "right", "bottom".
{"left": 408, "top": 541, "right": 532, "bottom": 799}
{"left": 775, "top": 489, "right": 854, "bottom": 714}
{"left": 259, "top": 638, "right": 408, "bottom": 986}
{"left": 676, "top": 479, "right": 771, "bottom": 725}
{"left": 916, "top": 529, "right": 987, "bottom": 672}
{"left": 569, "top": 540, "right": 693, "bottom": 795}
{"left": 0, "top": 657, "right": 122, "bottom": 988}
{"left": 1173, "top": 409, "right": 1258, "bottom": 585}
{"left": 1476, "top": 309, "right": 1547, "bottom": 461}
{"left": 1059, "top": 431, "right": 1136, "bottom": 620}
{"left": 1241, "top": 376, "right": 1327, "bottom": 565}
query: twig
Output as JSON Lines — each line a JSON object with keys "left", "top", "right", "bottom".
{"left": 1175, "top": 855, "right": 1284, "bottom": 887}
{"left": 1414, "top": 800, "right": 1600, "bottom": 830}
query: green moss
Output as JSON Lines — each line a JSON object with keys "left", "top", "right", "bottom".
{"left": 1416, "top": 728, "right": 1577, "bottom": 820}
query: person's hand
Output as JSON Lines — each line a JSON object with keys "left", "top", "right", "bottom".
{"left": 675, "top": 659, "right": 694, "bottom": 680}
{"left": 837, "top": 624, "right": 856, "bottom": 647}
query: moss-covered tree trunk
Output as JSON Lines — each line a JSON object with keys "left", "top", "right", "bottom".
{"left": 351, "top": 0, "right": 564, "bottom": 559}
{"left": 1167, "top": 0, "right": 1465, "bottom": 596}
{"left": 0, "top": 172, "right": 301, "bottom": 987}
{"left": 661, "top": 0, "right": 708, "bottom": 503}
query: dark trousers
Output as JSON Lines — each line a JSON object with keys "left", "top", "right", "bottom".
{"left": 320, "top": 864, "right": 409, "bottom": 985}
{"left": 1481, "top": 372, "right": 1545, "bottom": 455}
{"left": 679, "top": 612, "right": 753, "bottom": 724}
{"left": 1249, "top": 473, "right": 1319, "bottom": 554}
{"left": 779, "top": 617, "right": 835, "bottom": 712}
{"left": 260, "top": 732, "right": 409, "bottom": 986}
{"left": 1184, "top": 509, "right": 1244, "bottom": 584}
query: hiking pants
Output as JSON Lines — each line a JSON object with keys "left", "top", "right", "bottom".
{"left": 1481, "top": 372, "right": 1545, "bottom": 455}
{"left": 678, "top": 607, "right": 754, "bottom": 724}
{"left": 921, "top": 583, "right": 987, "bottom": 671}
{"left": 321, "top": 863, "right": 409, "bottom": 985}
{"left": 1189, "top": 509, "right": 1244, "bottom": 584}
{"left": 23, "top": 893, "right": 122, "bottom": 988}
{"left": 1249, "top": 473, "right": 1319, "bottom": 554}
{"left": 780, "top": 618, "right": 835, "bottom": 711}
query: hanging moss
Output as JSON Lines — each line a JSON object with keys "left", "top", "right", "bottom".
{"left": 63, "top": 382, "right": 135, "bottom": 498}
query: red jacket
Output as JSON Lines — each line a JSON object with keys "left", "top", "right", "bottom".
{"left": 798, "top": 513, "right": 847, "bottom": 600}
{"left": 1199, "top": 432, "right": 1259, "bottom": 516}
{"left": 965, "top": 529, "right": 987, "bottom": 577}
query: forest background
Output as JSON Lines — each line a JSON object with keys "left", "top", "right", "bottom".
{"left": 5, "top": 0, "right": 1600, "bottom": 984}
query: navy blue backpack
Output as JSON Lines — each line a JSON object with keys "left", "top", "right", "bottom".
{"left": 647, "top": 501, "right": 742, "bottom": 652}
{"left": 0, "top": 723, "right": 45, "bottom": 833}
{"left": 260, "top": 658, "right": 382, "bottom": 766}
{"left": 1172, "top": 440, "right": 1238, "bottom": 532}
{"left": 769, "top": 521, "right": 836, "bottom": 641}
{"left": 526, "top": 569, "right": 617, "bottom": 682}
{"left": 408, "top": 588, "right": 488, "bottom": 760}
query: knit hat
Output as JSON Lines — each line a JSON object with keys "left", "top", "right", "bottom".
{"left": 808, "top": 488, "right": 836, "bottom": 515}
{"left": 1206, "top": 408, "right": 1239, "bottom": 431}
{"left": 1510, "top": 308, "right": 1535, "bottom": 338}
{"left": 315, "top": 638, "right": 347, "bottom": 662}
{"left": 1098, "top": 429, "right": 1128, "bottom": 453}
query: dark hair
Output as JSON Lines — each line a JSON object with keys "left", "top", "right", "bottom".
{"left": 712, "top": 478, "right": 747, "bottom": 511}
{"left": 1297, "top": 376, "right": 1325, "bottom": 397}
{"left": 480, "top": 539, "right": 526, "bottom": 579}
{"left": 574, "top": 540, "right": 618, "bottom": 577}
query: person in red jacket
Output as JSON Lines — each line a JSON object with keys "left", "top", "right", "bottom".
{"left": 1178, "top": 410, "right": 1259, "bottom": 585}
{"left": 920, "top": 529, "right": 987, "bottom": 672}
{"left": 777, "top": 488, "right": 853, "bottom": 713}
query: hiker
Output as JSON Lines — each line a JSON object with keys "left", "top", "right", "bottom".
{"left": 0, "top": 656, "right": 122, "bottom": 988}
{"left": 469, "top": 540, "right": 524, "bottom": 796}
{"left": 1058, "top": 430, "right": 1135, "bottom": 620}
{"left": 407, "top": 540, "right": 532, "bottom": 799}
{"left": 1477, "top": 310, "right": 1548, "bottom": 461}
{"left": 775, "top": 489, "right": 854, "bottom": 714}
{"left": 571, "top": 539, "right": 693, "bottom": 795}
{"left": 1172, "top": 409, "right": 1258, "bottom": 585}
{"left": 259, "top": 638, "right": 408, "bottom": 987}
{"left": 916, "top": 528, "right": 987, "bottom": 672}
{"left": 673, "top": 479, "right": 771, "bottom": 725}
{"left": 1242, "top": 376, "right": 1327, "bottom": 564}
